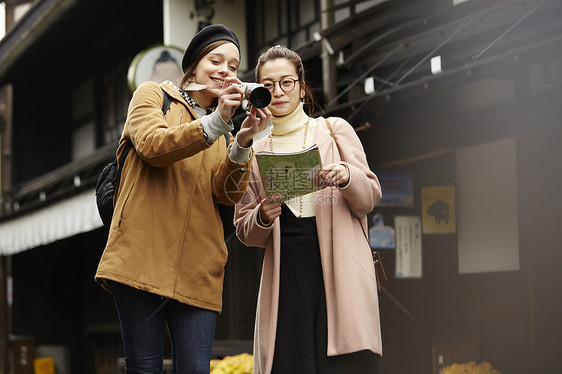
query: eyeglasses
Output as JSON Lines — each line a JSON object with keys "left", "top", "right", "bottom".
{"left": 261, "top": 78, "right": 300, "bottom": 93}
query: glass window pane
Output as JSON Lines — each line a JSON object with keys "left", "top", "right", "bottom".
{"left": 264, "top": 0, "right": 279, "bottom": 43}
{"left": 299, "top": 0, "right": 315, "bottom": 26}
{"left": 309, "top": 21, "right": 320, "bottom": 38}
{"left": 291, "top": 29, "right": 307, "bottom": 47}
{"left": 356, "top": 0, "right": 387, "bottom": 13}
{"left": 72, "top": 80, "right": 94, "bottom": 122}
{"left": 280, "top": 0, "right": 287, "bottom": 35}
{"left": 334, "top": 0, "right": 349, "bottom": 23}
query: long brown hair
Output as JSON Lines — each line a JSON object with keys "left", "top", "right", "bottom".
{"left": 255, "top": 45, "right": 316, "bottom": 115}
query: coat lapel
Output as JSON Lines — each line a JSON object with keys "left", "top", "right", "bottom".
{"left": 161, "top": 83, "right": 198, "bottom": 119}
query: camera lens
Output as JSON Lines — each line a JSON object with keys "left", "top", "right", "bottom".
{"left": 249, "top": 87, "right": 271, "bottom": 108}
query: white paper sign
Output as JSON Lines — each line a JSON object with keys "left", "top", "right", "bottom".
{"left": 395, "top": 216, "right": 422, "bottom": 278}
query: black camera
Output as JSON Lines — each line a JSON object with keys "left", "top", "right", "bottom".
{"left": 240, "top": 82, "right": 271, "bottom": 109}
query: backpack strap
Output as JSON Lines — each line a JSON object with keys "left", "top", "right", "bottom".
{"left": 162, "top": 90, "right": 172, "bottom": 115}
{"left": 115, "top": 142, "right": 133, "bottom": 189}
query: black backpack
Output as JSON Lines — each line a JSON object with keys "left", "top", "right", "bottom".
{"left": 95, "top": 90, "right": 173, "bottom": 227}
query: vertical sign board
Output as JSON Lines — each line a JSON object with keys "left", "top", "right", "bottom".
{"left": 395, "top": 216, "right": 422, "bottom": 278}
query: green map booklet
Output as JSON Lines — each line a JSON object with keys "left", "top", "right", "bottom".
{"left": 255, "top": 144, "right": 325, "bottom": 199}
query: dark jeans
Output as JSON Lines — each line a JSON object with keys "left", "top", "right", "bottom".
{"left": 110, "top": 281, "right": 217, "bottom": 374}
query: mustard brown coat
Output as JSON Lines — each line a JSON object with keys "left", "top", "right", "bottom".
{"left": 95, "top": 81, "right": 252, "bottom": 313}
{"left": 234, "top": 117, "right": 383, "bottom": 374}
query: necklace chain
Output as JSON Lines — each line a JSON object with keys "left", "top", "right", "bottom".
{"left": 269, "top": 117, "right": 310, "bottom": 151}
{"left": 269, "top": 117, "right": 310, "bottom": 217}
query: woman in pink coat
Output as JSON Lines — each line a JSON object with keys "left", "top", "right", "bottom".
{"left": 234, "top": 45, "right": 384, "bottom": 374}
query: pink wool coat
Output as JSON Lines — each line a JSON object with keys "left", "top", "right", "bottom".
{"left": 234, "top": 116, "right": 383, "bottom": 374}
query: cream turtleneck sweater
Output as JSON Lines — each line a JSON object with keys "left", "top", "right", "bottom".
{"left": 269, "top": 102, "right": 318, "bottom": 218}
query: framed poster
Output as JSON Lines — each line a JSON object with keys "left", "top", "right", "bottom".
{"left": 395, "top": 216, "right": 422, "bottom": 278}
{"left": 376, "top": 172, "right": 414, "bottom": 207}
{"left": 422, "top": 186, "right": 456, "bottom": 234}
{"left": 369, "top": 213, "right": 395, "bottom": 249}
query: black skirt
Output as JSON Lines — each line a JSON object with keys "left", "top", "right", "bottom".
{"left": 271, "top": 204, "right": 383, "bottom": 374}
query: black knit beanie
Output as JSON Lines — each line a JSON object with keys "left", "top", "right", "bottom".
{"left": 181, "top": 24, "right": 240, "bottom": 72}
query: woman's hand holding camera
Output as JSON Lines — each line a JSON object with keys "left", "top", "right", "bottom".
{"left": 217, "top": 77, "right": 243, "bottom": 123}
{"left": 237, "top": 106, "right": 271, "bottom": 148}
{"left": 217, "top": 78, "right": 271, "bottom": 148}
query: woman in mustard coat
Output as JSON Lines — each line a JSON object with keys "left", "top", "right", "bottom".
{"left": 95, "top": 25, "right": 270, "bottom": 373}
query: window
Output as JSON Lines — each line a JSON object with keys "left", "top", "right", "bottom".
{"left": 71, "top": 80, "right": 96, "bottom": 160}
{"left": 255, "top": 0, "right": 321, "bottom": 52}
{"left": 101, "top": 62, "right": 130, "bottom": 145}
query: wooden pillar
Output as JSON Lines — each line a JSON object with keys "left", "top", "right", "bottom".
{"left": 320, "top": 0, "right": 337, "bottom": 107}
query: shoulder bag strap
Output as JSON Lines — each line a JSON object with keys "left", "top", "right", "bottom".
{"left": 324, "top": 118, "right": 388, "bottom": 286}
{"left": 324, "top": 117, "right": 338, "bottom": 147}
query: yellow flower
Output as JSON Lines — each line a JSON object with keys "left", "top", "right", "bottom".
{"left": 442, "top": 361, "right": 501, "bottom": 374}
{"left": 210, "top": 353, "right": 253, "bottom": 374}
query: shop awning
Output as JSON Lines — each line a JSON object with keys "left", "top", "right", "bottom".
{"left": 0, "top": 188, "right": 103, "bottom": 255}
